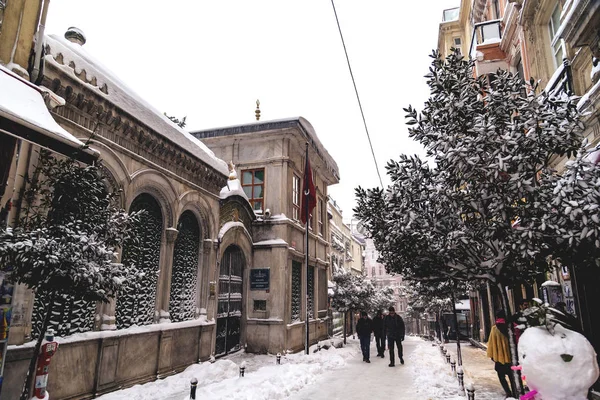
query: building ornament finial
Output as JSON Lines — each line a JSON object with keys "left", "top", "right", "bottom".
{"left": 255, "top": 99, "right": 261, "bottom": 121}
{"left": 228, "top": 161, "right": 237, "bottom": 180}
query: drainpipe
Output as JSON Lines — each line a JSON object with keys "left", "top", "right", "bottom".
{"left": 30, "top": 0, "right": 50, "bottom": 84}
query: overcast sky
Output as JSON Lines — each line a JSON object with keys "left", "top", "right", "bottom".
{"left": 45, "top": 0, "right": 458, "bottom": 220}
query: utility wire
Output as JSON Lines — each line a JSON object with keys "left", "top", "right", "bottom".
{"left": 330, "top": 0, "right": 384, "bottom": 188}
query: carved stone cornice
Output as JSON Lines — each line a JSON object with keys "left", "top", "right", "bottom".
{"left": 41, "top": 67, "right": 227, "bottom": 195}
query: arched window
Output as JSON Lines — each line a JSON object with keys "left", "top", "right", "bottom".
{"left": 372, "top": 267, "right": 376, "bottom": 276}
{"left": 116, "top": 193, "right": 163, "bottom": 329}
{"left": 170, "top": 210, "right": 200, "bottom": 322}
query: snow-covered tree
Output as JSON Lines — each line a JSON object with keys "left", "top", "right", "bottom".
{"left": 368, "top": 284, "right": 396, "bottom": 314}
{"left": 330, "top": 270, "right": 374, "bottom": 313}
{"left": 0, "top": 149, "right": 141, "bottom": 400}
{"left": 537, "top": 145, "right": 600, "bottom": 269}
{"left": 355, "top": 49, "right": 587, "bottom": 397}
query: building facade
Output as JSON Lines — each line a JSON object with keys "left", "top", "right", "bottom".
{"left": 437, "top": 0, "right": 600, "bottom": 369}
{"left": 192, "top": 118, "right": 340, "bottom": 354}
{"left": 364, "top": 238, "right": 408, "bottom": 317}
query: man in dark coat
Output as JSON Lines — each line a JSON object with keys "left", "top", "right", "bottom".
{"left": 372, "top": 310, "right": 385, "bottom": 358}
{"left": 384, "top": 306, "right": 405, "bottom": 367}
{"left": 356, "top": 311, "right": 373, "bottom": 363}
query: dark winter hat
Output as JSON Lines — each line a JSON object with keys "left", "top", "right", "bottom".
{"left": 388, "top": 306, "right": 395, "bottom": 312}
{"left": 361, "top": 311, "right": 368, "bottom": 317}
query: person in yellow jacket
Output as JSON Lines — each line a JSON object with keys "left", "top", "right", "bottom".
{"left": 487, "top": 310, "right": 516, "bottom": 398}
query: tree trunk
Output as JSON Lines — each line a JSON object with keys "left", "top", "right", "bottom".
{"left": 343, "top": 310, "right": 347, "bottom": 345}
{"left": 451, "top": 290, "right": 463, "bottom": 366}
{"left": 497, "top": 282, "right": 524, "bottom": 397}
{"left": 21, "top": 292, "right": 54, "bottom": 400}
{"left": 438, "top": 310, "right": 444, "bottom": 341}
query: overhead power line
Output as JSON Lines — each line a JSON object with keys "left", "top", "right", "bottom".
{"left": 330, "top": 0, "right": 384, "bottom": 188}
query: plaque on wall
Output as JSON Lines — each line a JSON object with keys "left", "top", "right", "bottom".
{"left": 250, "top": 269, "right": 270, "bottom": 290}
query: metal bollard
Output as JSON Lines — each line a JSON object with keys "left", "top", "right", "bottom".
{"left": 446, "top": 353, "right": 451, "bottom": 364}
{"left": 457, "top": 367, "right": 465, "bottom": 393}
{"left": 190, "top": 378, "right": 198, "bottom": 400}
{"left": 276, "top": 352, "right": 281, "bottom": 365}
{"left": 451, "top": 360, "right": 456, "bottom": 375}
{"left": 239, "top": 361, "right": 246, "bottom": 377}
{"left": 466, "top": 382, "right": 475, "bottom": 400}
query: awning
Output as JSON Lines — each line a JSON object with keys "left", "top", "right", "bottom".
{"left": 0, "top": 65, "right": 97, "bottom": 164}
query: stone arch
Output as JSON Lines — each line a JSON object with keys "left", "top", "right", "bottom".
{"left": 116, "top": 193, "right": 163, "bottom": 329}
{"left": 170, "top": 210, "right": 201, "bottom": 322}
{"left": 128, "top": 169, "right": 178, "bottom": 228}
{"left": 178, "top": 190, "right": 217, "bottom": 241}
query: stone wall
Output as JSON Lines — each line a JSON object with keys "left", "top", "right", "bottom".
{"left": 3, "top": 323, "right": 214, "bottom": 400}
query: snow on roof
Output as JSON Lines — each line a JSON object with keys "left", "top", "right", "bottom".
{"left": 44, "top": 34, "right": 228, "bottom": 176}
{"left": 455, "top": 300, "right": 470, "bottom": 311}
{"left": 218, "top": 221, "right": 250, "bottom": 240}
{"left": 541, "top": 280, "right": 561, "bottom": 287}
{"left": 192, "top": 117, "right": 339, "bottom": 183}
{"left": 254, "top": 238, "right": 288, "bottom": 246}
{"left": 219, "top": 178, "right": 250, "bottom": 201}
{"left": 0, "top": 65, "right": 93, "bottom": 153}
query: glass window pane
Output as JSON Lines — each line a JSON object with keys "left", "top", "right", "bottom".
{"left": 550, "top": 5, "right": 561, "bottom": 38}
{"left": 253, "top": 185, "right": 263, "bottom": 199}
{"left": 254, "top": 170, "right": 264, "bottom": 184}
{"left": 242, "top": 171, "right": 253, "bottom": 184}
{"left": 254, "top": 201, "right": 262, "bottom": 211}
{"left": 243, "top": 186, "right": 252, "bottom": 198}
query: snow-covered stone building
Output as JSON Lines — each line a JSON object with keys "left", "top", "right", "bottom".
{"left": 0, "top": 21, "right": 238, "bottom": 399}
{"left": 327, "top": 198, "right": 363, "bottom": 277}
{"left": 192, "top": 118, "right": 339, "bottom": 355}
{"left": 364, "top": 238, "right": 407, "bottom": 318}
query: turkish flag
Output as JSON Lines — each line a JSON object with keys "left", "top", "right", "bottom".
{"left": 300, "top": 155, "right": 316, "bottom": 225}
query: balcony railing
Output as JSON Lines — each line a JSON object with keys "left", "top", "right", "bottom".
{"left": 469, "top": 19, "right": 503, "bottom": 58}
{"left": 545, "top": 58, "right": 574, "bottom": 97}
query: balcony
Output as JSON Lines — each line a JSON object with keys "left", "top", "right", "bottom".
{"left": 443, "top": 7, "right": 460, "bottom": 22}
{"left": 469, "top": 19, "right": 507, "bottom": 75}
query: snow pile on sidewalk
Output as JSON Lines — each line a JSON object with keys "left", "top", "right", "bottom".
{"left": 97, "top": 338, "right": 359, "bottom": 400}
{"left": 409, "top": 340, "right": 509, "bottom": 400}
{"left": 408, "top": 341, "right": 466, "bottom": 399}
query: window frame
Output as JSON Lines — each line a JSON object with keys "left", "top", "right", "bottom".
{"left": 548, "top": 2, "right": 565, "bottom": 69}
{"left": 291, "top": 260, "right": 302, "bottom": 321}
{"left": 318, "top": 198, "right": 324, "bottom": 236}
{"left": 241, "top": 168, "right": 265, "bottom": 212}
{"left": 292, "top": 173, "right": 301, "bottom": 221}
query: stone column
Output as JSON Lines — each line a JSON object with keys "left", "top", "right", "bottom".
{"left": 155, "top": 227, "right": 178, "bottom": 322}
{"left": 200, "top": 239, "right": 215, "bottom": 319}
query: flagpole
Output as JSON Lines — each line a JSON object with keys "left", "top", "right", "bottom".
{"left": 305, "top": 142, "right": 310, "bottom": 355}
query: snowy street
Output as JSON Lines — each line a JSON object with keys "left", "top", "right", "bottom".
{"left": 289, "top": 337, "right": 417, "bottom": 399}
{"left": 93, "top": 336, "right": 511, "bottom": 400}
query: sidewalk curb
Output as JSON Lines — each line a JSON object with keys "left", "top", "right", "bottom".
{"left": 468, "top": 338, "right": 487, "bottom": 350}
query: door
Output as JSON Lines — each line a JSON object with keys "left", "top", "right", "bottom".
{"left": 216, "top": 245, "right": 244, "bottom": 356}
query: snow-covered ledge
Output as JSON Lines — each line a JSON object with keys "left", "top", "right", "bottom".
{"left": 8, "top": 316, "right": 215, "bottom": 349}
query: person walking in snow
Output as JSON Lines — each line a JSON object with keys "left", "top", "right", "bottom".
{"left": 384, "top": 306, "right": 405, "bottom": 366}
{"left": 487, "top": 310, "right": 516, "bottom": 398}
{"left": 356, "top": 311, "right": 373, "bottom": 363}
{"left": 372, "top": 309, "right": 385, "bottom": 358}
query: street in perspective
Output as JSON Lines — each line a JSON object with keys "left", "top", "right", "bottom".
{"left": 1, "top": 0, "right": 600, "bottom": 399}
